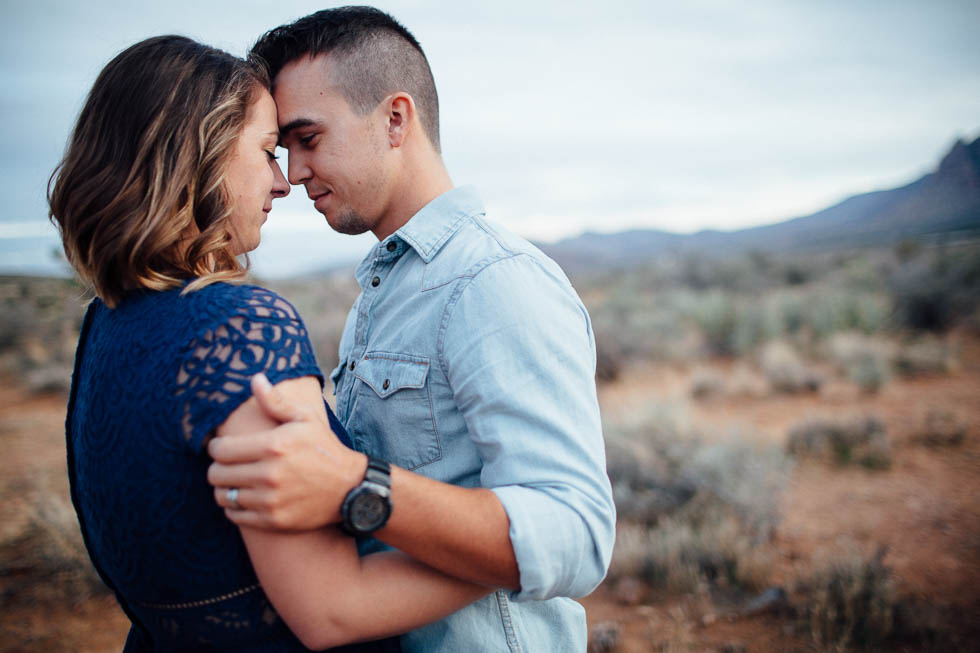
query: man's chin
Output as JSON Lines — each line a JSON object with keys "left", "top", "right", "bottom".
{"left": 327, "top": 210, "right": 372, "bottom": 236}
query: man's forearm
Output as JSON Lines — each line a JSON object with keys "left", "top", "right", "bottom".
{"left": 376, "top": 467, "right": 520, "bottom": 590}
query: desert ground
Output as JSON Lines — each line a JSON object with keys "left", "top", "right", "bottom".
{"left": 1, "top": 243, "right": 978, "bottom": 651}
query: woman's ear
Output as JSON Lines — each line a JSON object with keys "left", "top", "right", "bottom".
{"left": 386, "top": 93, "right": 415, "bottom": 148}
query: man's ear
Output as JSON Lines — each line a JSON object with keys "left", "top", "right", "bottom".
{"left": 386, "top": 93, "right": 415, "bottom": 148}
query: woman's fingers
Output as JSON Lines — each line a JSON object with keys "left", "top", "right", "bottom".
{"left": 208, "top": 430, "right": 280, "bottom": 463}
{"left": 214, "top": 485, "right": 260, "bottom": 510}
{"left": 207, "top": 458, "right": 273, "bottom": 488}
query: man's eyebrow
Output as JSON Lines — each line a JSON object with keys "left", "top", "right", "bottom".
{"left": 279, "top": 118, "right": 317, "bottom": 141}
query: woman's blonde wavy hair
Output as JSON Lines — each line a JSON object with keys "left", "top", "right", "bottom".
{"left": 48, "top": 36, "right": 270, "bottom": 307}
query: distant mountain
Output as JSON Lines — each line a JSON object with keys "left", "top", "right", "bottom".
{"left": 539, "top": 136, "right": 980, "bottom": 276}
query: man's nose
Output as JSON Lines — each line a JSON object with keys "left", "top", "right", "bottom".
{"left": 287, "top": 151, "right": 311, "bottom": 186}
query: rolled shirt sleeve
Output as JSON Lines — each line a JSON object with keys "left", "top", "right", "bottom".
{"left": 440, "top": 254, "right": 616, "bottom": 600}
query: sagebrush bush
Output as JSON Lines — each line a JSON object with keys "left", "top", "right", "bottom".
{"left": 0, "top": 480, "right": 108, "bottom": 607}
{"left": 888, "top": 244, "right": 980, "bottom": 332}
{"left": 759, "top": 341, "right": 822, "bottom": 394}
{"left": 689, "top": 366, "right": 725, "bottom": 399}
{"left": 605, "top": 411, "right": 789, "bottom": 595}
{"left": 826, "top": 332, "right": 893, "bottom": 393}
{"left": 893, "top": 337, "right": 957, "bottom": 376}
{"left": 805, "top": 548, "right": 895, "bottom": 650}
{"left": 786, "top": 415, "right": 891, "bottom": 469}
{"left": 0, "top": 276, "right": 88, "bottom": 394}
{"left": 912, "top": 409, "right": 967, "bottom": 447}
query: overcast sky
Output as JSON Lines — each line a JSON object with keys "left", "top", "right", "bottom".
{"left": 2, "top": 0, "right": 978, "bottom": 276}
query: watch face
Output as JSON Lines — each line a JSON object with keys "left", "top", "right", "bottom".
{"left": 350, "top": 491, "right": 390, "bottom": 531}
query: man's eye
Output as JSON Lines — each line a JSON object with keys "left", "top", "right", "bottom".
{"left": 299, "top": 134, "right": 316, "bottom": 147}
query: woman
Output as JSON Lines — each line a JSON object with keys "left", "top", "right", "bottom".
{"left": 49, "top": 36, "right": 485, "bottom": 652}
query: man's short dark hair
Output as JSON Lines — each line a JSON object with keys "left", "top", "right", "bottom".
{"left": 251, "top": 6, "right": 441, "bottom": 152}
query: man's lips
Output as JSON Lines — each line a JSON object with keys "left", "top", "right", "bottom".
{"left": 310, "top": 190, "right": 332, "bottom": 212}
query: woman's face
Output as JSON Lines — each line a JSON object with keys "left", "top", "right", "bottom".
{"left": 225, "top": 89, "right": 290, "bottom": 255}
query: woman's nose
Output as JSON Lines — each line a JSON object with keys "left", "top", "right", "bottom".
{"left": 272, "top": 160, "right": 290, "bottom": 198}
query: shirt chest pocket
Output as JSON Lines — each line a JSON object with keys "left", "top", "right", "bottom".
{"left": 348, "top": 352, "right": 442, "bottom": 470}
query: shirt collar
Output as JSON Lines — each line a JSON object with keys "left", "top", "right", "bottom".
{"left": 395, "top": 186, "right": 485, "bottom": 263}
{"left": 355, "top": 186, "right": 485, "bottom": 287}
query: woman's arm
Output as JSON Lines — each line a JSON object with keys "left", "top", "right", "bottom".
{"left": 216, "top": 375, "right": 489, "bottom": 650}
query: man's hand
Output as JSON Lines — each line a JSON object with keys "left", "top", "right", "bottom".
{"left": 208, "top": 374, "right": 367, "bottom": 531}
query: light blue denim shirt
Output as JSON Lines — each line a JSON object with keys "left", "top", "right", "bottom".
{"left": 331, "top": 186, "right": 615, "bottom": 653}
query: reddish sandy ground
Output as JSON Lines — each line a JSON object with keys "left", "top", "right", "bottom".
{"left": 584, "top": 336, "right": 980, "bottom": 651}
{"left": 2, "top": 337, "right": 978, "bottom": 651}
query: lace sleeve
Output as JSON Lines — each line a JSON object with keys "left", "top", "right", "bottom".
{"left": 175, "top": 286, "right": 323, "bottom": 453}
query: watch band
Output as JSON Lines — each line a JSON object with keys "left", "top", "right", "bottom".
{"left": 363, "top": 458, "right": 391, "bottom": 488}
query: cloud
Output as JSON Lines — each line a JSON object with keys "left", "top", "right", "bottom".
{"left": 2, "top": 0, "right": 978, "bottom": 276}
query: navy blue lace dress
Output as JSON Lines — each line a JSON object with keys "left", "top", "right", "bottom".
{"left": 66, "top": 282, "right": 400, "bottom": 652}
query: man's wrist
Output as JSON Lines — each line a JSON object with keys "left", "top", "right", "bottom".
{"left": 322, "top": 448, "right": 367, "bottom": 525}
{"left": 340, "top": 457, "right": 392, "bottom": 536}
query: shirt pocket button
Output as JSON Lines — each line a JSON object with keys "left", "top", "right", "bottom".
{"left": 382, "top": 379, "right": 390, "bottom": 390}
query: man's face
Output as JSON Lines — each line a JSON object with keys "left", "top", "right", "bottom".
{"left": 274, "top": 55, "right": 391, "bottom": 237}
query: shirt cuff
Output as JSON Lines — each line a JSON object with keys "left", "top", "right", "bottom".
{"left": 491, "top": 485, "right": 590, "bottom": 601}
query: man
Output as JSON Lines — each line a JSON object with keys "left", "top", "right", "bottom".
{"left": 208, "top": 7, "right": 615, "bottom": 651}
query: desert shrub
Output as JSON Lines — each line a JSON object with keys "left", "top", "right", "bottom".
{"left": 0, "top": 276, "right": 89, "bottom": 394}
{"left": 826, "top": 332, "right": 893, "bottom": 393}
{"left": 689, "top": 366, "right": 725, "bottom": 399}
{"left": 912, "top": 409, "right": 967, "bottom": 447}
{"left": 595, "top": 338, "right": 625, "bottom": 383}
{"left": 592, "top": 319, "right": 635, "bottom": 383}
{"left": 805, "top": 548, "right": 895, "bottom": 650}
{"left": 24, "top": 363, "right": 75, "bottom": 394}
{"left": 689, "top": 291, "right": 737, "bottom": 356}
{"left": 605, "top": 411, "right": 789, "bottom": 594}
{"left": 0, "top": 480, "right": 108, "bottom": 607}
{"left": 610, "top": 507, "right": 776, "bottom": 595}
{"left": 679, "top": 440, "right": 788, "bottom": 534}
{"left": 605, "top": 416, "right": 698, "bottom": 526}
{"left": 786, "top": 415, "right": 891, "bottom": 469}
{"left": 893, "top": 337, "right": 957, "bottom": 376}
{"left": 588, "top": 621, "right": 622, "bottom": 653}
{"left": 0, "top": 294, "right": 33, "bottom": 349}
{"left": 888, "top": 244, "right": 980, "bottom": 332}
{"left": 806, "top": 290, "right": 891, "bottom": 339}
{"left": 589, "top": 289, "right": 700, "bottom": 365}
{"left": 759, "top": 341, "right": 822, "bottom": 394}
{"left": 726, "top": 361, "right": 768, "bottom": 398}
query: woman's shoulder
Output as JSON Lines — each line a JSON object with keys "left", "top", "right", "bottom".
{"left": 178, "top": 281, "right": 306, "bottom": 328}
{"left": 101, "top": 281, "right": 309, "bottom": 349}
{"left": 183, "top": 280, "right": 285, "bottom": 305}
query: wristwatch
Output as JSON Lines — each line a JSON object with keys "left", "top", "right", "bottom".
{"left": 341, "top": 457, "right": 392, "bottom": 536}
